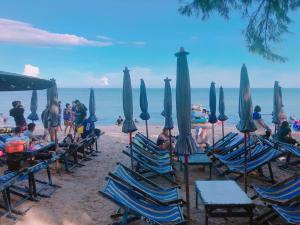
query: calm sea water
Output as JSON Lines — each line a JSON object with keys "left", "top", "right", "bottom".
{"left": 0, "top": 88, "right": 299, "bottom": 126}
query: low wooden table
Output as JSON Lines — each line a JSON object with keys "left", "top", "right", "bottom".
{"left": 195, "top": 180, "right": 254, "bottom": 225}
{"left": 179, "top": 153, "right": 212, "bottom": 179}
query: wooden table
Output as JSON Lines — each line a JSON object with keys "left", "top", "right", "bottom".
{"left": 179, "top": 153, "right": 212, "bottom": 179}
{"left": 195, "top": 180, "right": 254, "bottom": 225}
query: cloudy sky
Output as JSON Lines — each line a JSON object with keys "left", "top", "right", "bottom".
{"left": 0, "top": 0, "right": 299, "bottom": 88}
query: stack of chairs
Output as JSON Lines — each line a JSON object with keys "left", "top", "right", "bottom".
{"left": 252, "top": 173, "right": 300, "bottom": 224}
{"left": 100, "top": 162, "right": 185, "bottom": 224}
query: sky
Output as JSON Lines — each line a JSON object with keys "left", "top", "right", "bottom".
{"left": 0, "top": 0, "right": 299, "bottom": 88}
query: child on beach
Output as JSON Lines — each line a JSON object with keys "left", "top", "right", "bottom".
{"left": 253, "top": 105, "right": 271, "bottom": 136}
{"left": 63, "top": 103, "right": 72, "bottom": 135}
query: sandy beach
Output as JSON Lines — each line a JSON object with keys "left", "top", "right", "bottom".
{"left": 0, "top": 123, "right": 297, "bottom": 225}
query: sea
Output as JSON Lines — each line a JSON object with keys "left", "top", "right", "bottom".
{"left": 0, "top": 88, "right": 299, "bottom": 126}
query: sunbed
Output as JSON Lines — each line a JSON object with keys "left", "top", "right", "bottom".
{"left": 253, "top": 174, "right": 300, "bottom": 205}
{"left": 99, "top": 177, "right": 185, "bottom": 225}
{"left": 131, "top": 145, "right": 170, "bottom": 165}
{"left": 134, "top": 134, "right": 169, "bottom": 155}
{"left": 272, "top": 204, "right": 300, "bottom": 224}
{"left": 223, "top": 148, "right": 284, "bottom": 182}
{"left": 206, "top": 132, "right": 238, "bottom": 152}
{"left": 109, "top": 163, "right": 182, "bottom": 205}
{"left": 122, "top": 149, "right": 175, "bottom": 183}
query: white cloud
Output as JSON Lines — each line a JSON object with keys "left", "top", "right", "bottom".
{"left": 23, "top": 64, "right": 40, "bottom": 77}
{"left": 100, "top": 76, "right": 109, "bottom": 86}
{"left": 0, "top": 18, "right": 112, "bottom": 47}
{"left": 85, "top": 75, "right": 110, "bottom": 87}
{"left": 96, "top": 35, "right": 112, "bottom": 41}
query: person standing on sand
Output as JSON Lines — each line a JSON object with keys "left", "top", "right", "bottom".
{"left": 74, "top": 100, "right": 87, "bottom": 130}
{"left": 9, "top": 101, "right": 26, "bottom": 130}
{"left": 253, "top": 105, "right": 271, "bottom": 136}
{"left": 63, "top": 103, "right": 72, "bottom": 135}
{"left": 57, "top": 101, "right": 63, "bottom": 132}
{"left": 41, "top": 106, "right": 49, "bottom": 141}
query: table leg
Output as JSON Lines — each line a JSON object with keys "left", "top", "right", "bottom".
{"left": 209, "top": 164, "right": 212, "bottom": 179}
{"left": 205, "top": 209, "right": 208, "bottom": 225}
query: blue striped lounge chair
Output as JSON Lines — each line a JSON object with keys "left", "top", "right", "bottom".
{"left": 253, "top": 174, "right": 300, "bottom": 205}
{"left": 206, "top": 132, "right": 238, "bottom": 152}
{"left": 99, "top": 177, "right": 185, "bottom": 225}
{"left": 135, "top": 133, "right": 170, "bottom": 155}
{"left": 272, "top": 204, "right": 300, "bottom": 224}
{"left": 224, "top": 148, "right": 284, "bottom": 182}
{"left": 109, "top": 163, "right": 182, "bottom": 206}
{"left": 122, "top": 149, "right": 175, "bottom": 183}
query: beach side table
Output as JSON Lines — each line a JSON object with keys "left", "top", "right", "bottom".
{"left": 195, "top": 180, "right": 254, "bottom": 225}
{"left": 179, "top": 153, "right": 212, "bottom": 179}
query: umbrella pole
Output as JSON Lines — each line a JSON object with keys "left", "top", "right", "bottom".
{"left": 212, "top": 123, "right": 215, "bottom": 147}
{"left": 129, "top": 132, "right": 133, "bottom": 169}
{"left": 244, "top": 132, "right": 248, "bottom": 193}
{"left": 168, "top": 129, "right": 173, "bottom": 165}
{"left": 222, "top": 121, "right": 225, "bottom": 139}
{"left": 145, "top": 120, "right": 149, "bottom": 138}
{"left": 184, "top": 154, "right": 191, "bottom": 224}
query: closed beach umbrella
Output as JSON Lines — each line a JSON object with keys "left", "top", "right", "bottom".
{"left": 89, "top": 88, "right": 97, "bottom": 122}
{"left": 208, "top": 82, "right": 218, "bottom": 146}
{"left": 28, "top": 90, "right": 39, "bottom": 122}
{"left": 162, "top": 77, "right": 174, "bottom": 164}
{"left": 47, "top": 79, "right": 59, "bottom": 143}
{"left": 139, "top": 79, "right": 150, "bottom": 138}
{"left": 175, "top": 47, "right": 197, "bottom": 224}
{"left": 272, "top": 81, "right": 283, "bottom": 135}
{"left": 236, "top": 64, "right": 256, "bottom": 193}
{"left": 218, "top": 86, "right": 228, "bottom": 138}
{"left": 122, "top": 67, "right": 137, "bottom": 169}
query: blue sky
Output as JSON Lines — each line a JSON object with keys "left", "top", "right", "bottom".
{"left": 0, "top": 0, "right": 299, "bottom": 88}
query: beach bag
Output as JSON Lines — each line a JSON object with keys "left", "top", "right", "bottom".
{"left": 5, "top": 140, "right": 26, "bottom": 153}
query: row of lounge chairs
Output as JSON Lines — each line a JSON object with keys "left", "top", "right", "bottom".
{"left": 0, "top": 132, "right": 100, "bottom": 221}
{"left": 99, "top": 132, "right": 186, "bottom": 224}
{"left": 208, "top": 132, "right": 300, "bottom": 224}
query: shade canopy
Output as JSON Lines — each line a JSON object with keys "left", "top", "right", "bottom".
{"left": 139, "top": 79, "right": 150, "bottom": 121}
{"left": 162, "top": 77, "right": 174, "bottom": 130}
{"left": 208, "top": 82, "right": 218, "bottom": 124}
{"left": 47, "top": 79, "right": 59, "bottom": 128}
{"left": 272, "top": 81, "right": 283, "bottom": 125}
{"left": 218, "top": 86, "right": 228, "bottom": 121}
{"left": 0, "top": 71, "right": 54, "bottom": 91}
{"left": 174, "top": 48, "right": 197, "bottom": 155}
{"left": 236, "top": 64, "right": 256, "bottom": 133}
{"left": 122, "top": 67, "right": 137, "bottom": 134}
{"left": 89, "top": 88, "right": 97, "bottom": 122}
{"left": 27, "top": 90, "right": 39, "bottom": 121}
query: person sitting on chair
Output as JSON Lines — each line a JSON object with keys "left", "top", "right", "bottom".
{"left": 278, "top": 121, "right": 299, "bottom": 145}
{"left": 23, "top": 123, "right": 38, "bottom": 142}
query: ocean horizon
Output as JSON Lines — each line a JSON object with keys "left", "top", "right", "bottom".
{"left": 0, "top": 87, "right": 299, "bottom": 126}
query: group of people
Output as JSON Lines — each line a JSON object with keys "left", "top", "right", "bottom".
{"left": 8, "top": 98, "right": 97, "bottom": 145}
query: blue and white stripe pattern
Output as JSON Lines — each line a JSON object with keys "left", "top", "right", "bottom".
{"left": 273, "top": 205, "right": 300, "bottom": 224}
{"left": 254, "top": 176, "right": 300, "bottom": 204}
{"left": 101, "top": 178, "right": 184, "bottom": 224}
{"left": 113, "top": 165, "right": 179, "bottom": 204}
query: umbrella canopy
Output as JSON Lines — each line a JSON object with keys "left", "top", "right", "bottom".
{"left": 122, "top": 67, "right": 137, "bottom": 134}
{"left": 47, "top": 79, "right": 59, "bottom": 128}
{"left": 0, "top": 71, "right": 54, "bottom": 91}
{"left": 272, "top": 81, "right": 283, "bottom": 125}
{"left": 236, "top": 64, "right": 256, "bottom": 133}
{"left": 89, "top": 88, "right": 97, "bottom": 122}
{"left": 208, "top": 82, "right": 218, "bottom": 124}
{"left": 175, "top": 48, "right": 197, "bottom": 155}
{"left": 27, "top": 90, "right": 39, "bottom": 121}
{"left": 139, "top": 79, "right": 150, "bottom": 121}
{"left": 162, "top": 77, "right": 173, "bottom": 130}
{"left": 218, "top": 86, "right": 228, "bottom": 121}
